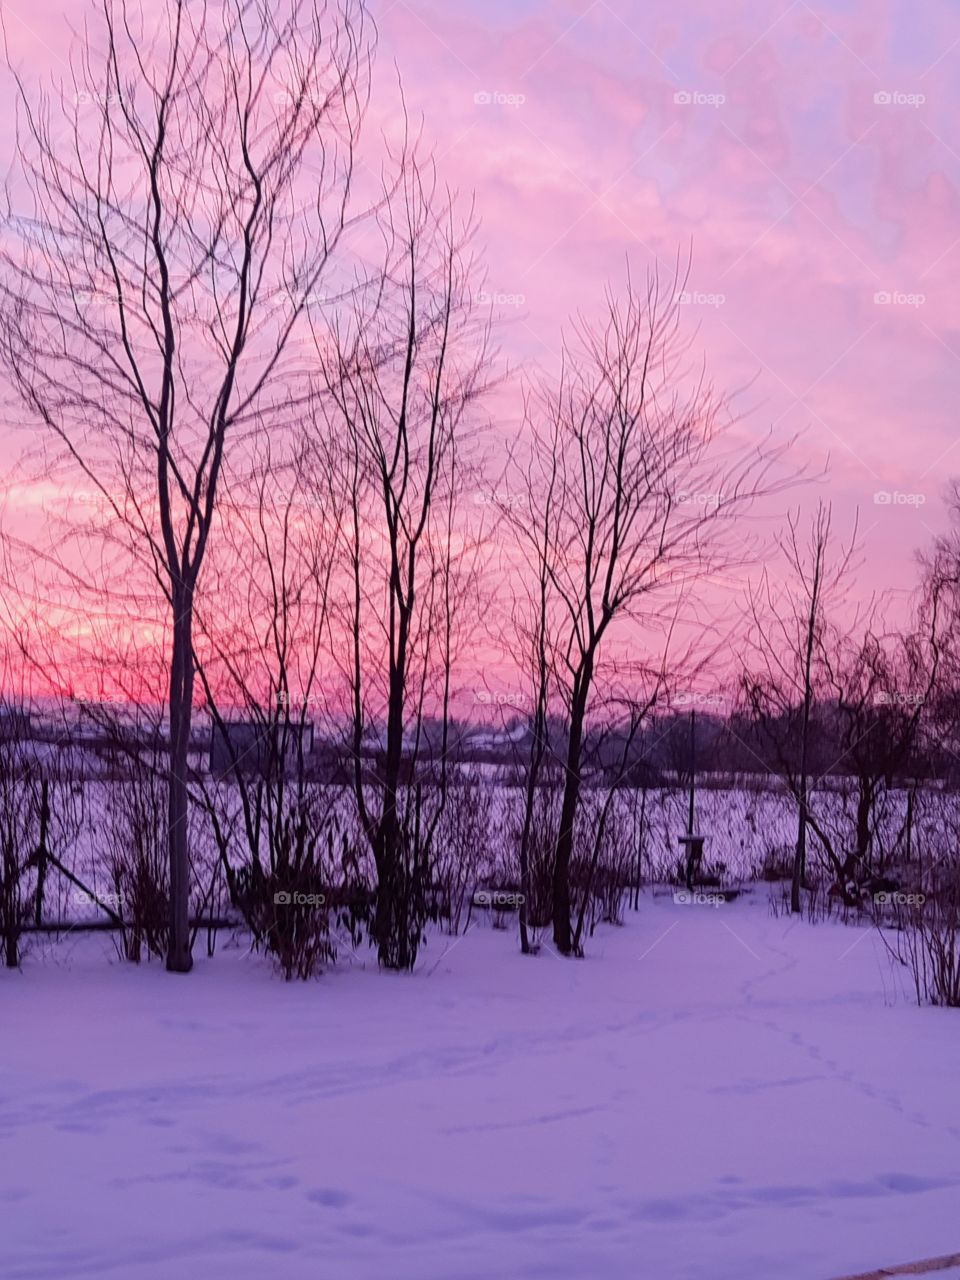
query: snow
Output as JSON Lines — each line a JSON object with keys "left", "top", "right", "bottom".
{"left": 3, "top": 892, "right": 960, "bottom": 1280}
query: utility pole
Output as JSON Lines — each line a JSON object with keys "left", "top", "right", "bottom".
{"left": 679, "top": 708, "right": 704, "bottom": 891}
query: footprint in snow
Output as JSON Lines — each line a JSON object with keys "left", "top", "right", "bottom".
{"left": 306, "top": 1187, "right": 352, "bottom": 1208}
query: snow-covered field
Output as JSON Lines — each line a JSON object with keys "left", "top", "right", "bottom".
{"left": 3, "top": 890, "right": 959, "bottom": 1280}
{"left": 30, "top": 774, "right": 960, "bottom": 926}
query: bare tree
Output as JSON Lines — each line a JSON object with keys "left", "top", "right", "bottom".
{"left": 192, "top": 438, "right": 360, "bottom": 979}
{"left": 922, "top": 482, "right": 960, "bottom": 771}
{"left": 0, "top": 0, "right": 372, "bottom": 970}
{"left": 319, "top": 158, "right": 491, "bottom": 969}
{"left": 820, "top": 626, "right": 936, "bottom": 882}
{"left": 743, "top": 509, "right": 942, "bottom": 907}
{"left": 504, "top": 412, "right": 560, "bottom": 955}
{"left": 741, "top": 503, "right": 857, "bottom": 911}
{"left": 509, "top": 266, "right": 794, "bottom": 954}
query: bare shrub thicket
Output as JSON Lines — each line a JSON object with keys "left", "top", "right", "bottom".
{"left": 102, "top": 743, "right": 169, "bottom": 963}
{"left": 0, "top": 723, "right": 42, "bottom": 967}
{"left": 571, "top": 790, "right": 638, "bottom": 937}
{"left": 233, "top": 794, "right": 360, "bottom": 983}
{"left": 432, "top": 781, "right": 493, "bottom": 933}
{"left": 870, "top": 804, "right": 960, "bottom": 1007}
{"left": 519, "top": 782, "right": 563, "bottom": 939}
{"left": 199, "top": 742, "right": 367, "bottom": 982}
{"left": 194, "top": 452, "right": 369, "bottom": 980}
{"left": 888, "top": 880, "right": 960, "bottom": 1008}
{"left": 744, "top": 632, "right": 938, "bottom": 905}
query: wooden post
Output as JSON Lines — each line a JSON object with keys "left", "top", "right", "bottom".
{"left": 34, "top": 777, "right": 50, "bottom": 928}
{"left": 687, "top": 709, "right": 696, "bottom": 838}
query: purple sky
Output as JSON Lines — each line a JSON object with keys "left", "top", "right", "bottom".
{"left": 367, "top": 0, "right": 960, "bottom": 605}
{"left": 1, "top": 0, "right": 958, "bottom": 619}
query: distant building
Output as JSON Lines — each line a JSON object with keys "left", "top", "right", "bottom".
{"left": 209, "top": 719, "right": 314, "bottom": 778}
{"left": 0, "top": 705, "right": 32, "bottom": 742}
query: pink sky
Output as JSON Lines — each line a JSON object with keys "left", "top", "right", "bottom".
{"left": 1, "top": 0, "right": 958, "bottom": 626}
{"left": 365, "top": 0, "right": 960, "bottom": 607}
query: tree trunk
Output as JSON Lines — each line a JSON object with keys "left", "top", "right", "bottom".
{"left": 516, "top": 719, "right": 545, "bottom": 956}
{"left": 374, "top": 809, "right": 407, "bottom": 970}
{"left": 572, "top": 793, "right": 615, "bottom": 953}
{"left": 166, "top": 590, "right": 194, "bottom": 973}
{"left": 3, "top": 839, "right": 19, "bottom": 967}
{"left": 856, "top": 780, "right": 872, "bottom": 867}
{"left": 792, "top": 783, "right": 808, "bottom": 914}
{"left": 517, "top": 807, "right": 532, "bottom": 955}
{"left": 34, "top": 777, "right": 49, "bottom": 927}
{"left": 375, "top": 614, "right": 414, "bottom": 970}
{"left": 793, "top": 584, "right": 818, "bottom": 914}
{"left": 553, "top": 679, "right": 590, "bottom": 954}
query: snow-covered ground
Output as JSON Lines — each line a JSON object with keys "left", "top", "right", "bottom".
{"left": 29, "top": 775, "right": 960, "bottom": 927}
{"left": 3, "top": 891, "right": 959, "bottom": 1279}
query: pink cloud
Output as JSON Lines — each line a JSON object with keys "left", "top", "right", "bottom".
{"left": 2, "top": 0, "right": 958, "bottom": 621}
